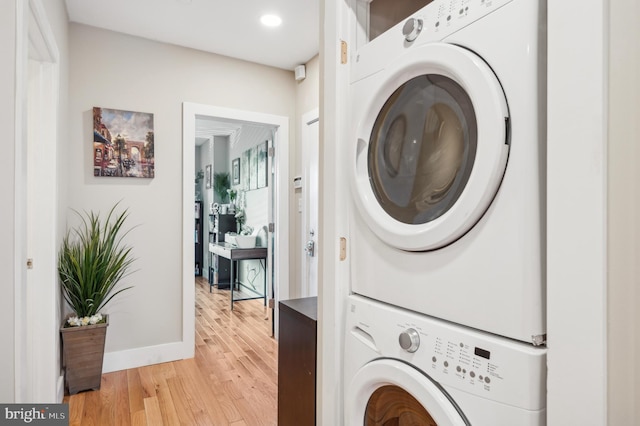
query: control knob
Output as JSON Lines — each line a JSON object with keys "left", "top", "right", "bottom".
{"left": 402, "top": 18, "right": 423, "bottom": 42}
{"left": 399, "top": 328, "right": 420, "bottom": 353}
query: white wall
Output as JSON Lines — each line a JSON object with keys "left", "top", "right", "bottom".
{"left": 67, "top": 23, "right": 296, "bottom": 370}
{"left": 607, "top": 0, "right": 640, "bottom": 422}
{"left": 547, "top": 1, "right": 608, "bottom": 423}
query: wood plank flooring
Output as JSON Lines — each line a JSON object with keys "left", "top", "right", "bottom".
{"left": 63, "top": 277, "right": 278, "bottom": 425}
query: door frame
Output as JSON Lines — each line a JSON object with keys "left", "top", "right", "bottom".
{"left": 182, "top": 102, "right": 290, "bottom": 353}
{"left": 301, "top": 108, "right": 319, "bottom": 297}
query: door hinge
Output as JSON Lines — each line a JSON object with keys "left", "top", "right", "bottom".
{"left": 268, "top": 223, "right": 275, "bottom": 232}
{"left": 532, "top": 334, "right": 546, "bottom": 346}
{"left": 268, "top": 298, "right": 275, "bottom": 309}
{"left": 341, "top": 40, "right": 348, "bottom": 64}
{"left": 340, "top": 237, "right": 347, "bottom": 261}
{"left": 268, "top": 146, "right": 275, "bottom": 157}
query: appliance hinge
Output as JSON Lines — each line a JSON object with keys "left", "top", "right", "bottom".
{"left": 268, "top": 146, "right": 275, "bottom": 157}
{"left": 532, "top": 334, "right": 546, "bottom": 346}
{"left": 268, "top": 223, "right": 275, "bottom": 232}
{"left": 505, "top": 116, "right": 511, "bottom": 145}
{"left": 341, "top": 40, "right": 348, "bottom": 64}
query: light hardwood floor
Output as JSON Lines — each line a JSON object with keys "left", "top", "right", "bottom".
{"left": 63, "top": 277, "right": 278, "bottom": 425}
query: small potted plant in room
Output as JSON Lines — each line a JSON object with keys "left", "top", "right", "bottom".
{"left": 58, "top": 204, "right": 136, "bottom": 394}
{"left": 235, "top": 208, "right": 245, "bottom": 233}
{"left": 213, "top": 172, "right": 230, "bottom": 203}
{"left": 227, "top": 188, "right": 237, "bottom": 205}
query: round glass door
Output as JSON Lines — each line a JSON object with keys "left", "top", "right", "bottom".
{"left": 369, "top": 74, "right": 477, "bottom": 225}
{"left": 346, "top": 359, "right": 468, "bottom": 425}
{"left": 366, "top": 385, "right": 437, "bottom": 426}
{"left": 351, "top": 42, "right": 509, "bottom": 251}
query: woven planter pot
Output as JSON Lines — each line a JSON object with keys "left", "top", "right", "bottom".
{"left": 60, "top": 315, "right": 108, "bottom": 395}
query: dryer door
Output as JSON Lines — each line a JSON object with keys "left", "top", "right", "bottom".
{"left": 346, "top": 358, "right": 469, "bottom": 425}
{"left": 352, "top": 42, "right": 509, "bottom": 251}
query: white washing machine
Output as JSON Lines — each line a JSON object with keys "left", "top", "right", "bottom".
{"left": 344, "top": 295, "right": 547, "bottom": 425}
{"left": 348, "top": 0, "right": 546, "bottom": 343}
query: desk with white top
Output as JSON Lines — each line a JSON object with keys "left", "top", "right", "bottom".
{"left": 208, "top": 242, "right": 268, "bottom": 310}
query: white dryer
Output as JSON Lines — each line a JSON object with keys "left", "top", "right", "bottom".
{"left": 344, "top": 295, "right": 547, "bottom": 425}
{"left": 347, "top": 0, "right": 546, "bottom": 343}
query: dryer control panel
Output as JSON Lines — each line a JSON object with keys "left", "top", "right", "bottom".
{"left": 352, "top": 0, "right": 515, "bottom": 83}
{"left": 345, "top": 295, "right": 546, "bottom": 411}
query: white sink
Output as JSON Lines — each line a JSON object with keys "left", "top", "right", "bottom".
{"left": 224, "top": 233, "right": 256, "bottom": 249}
{"left": 225, "top": 233, "right": 237, "bottom": 246}
{"left": 235, "top": 235, "right": 257, "bottom": 249}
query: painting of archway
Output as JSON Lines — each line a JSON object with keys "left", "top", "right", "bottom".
{"left": 93, "top": 107, "right": 155, "bottom": 178}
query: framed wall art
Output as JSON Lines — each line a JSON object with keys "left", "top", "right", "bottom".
{"left": 232, "top": 158, "right": 240, "bottom": 185}
{"left": 241, "top": 150, "right": 250, "bottom": 191}
{"left": 249, "top": 145, "right": 258, "bottom": 190}
{"left": 93, "top": 107, "right": 154, "bottom": 178}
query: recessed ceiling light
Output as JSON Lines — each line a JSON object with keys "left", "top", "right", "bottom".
{"left": 260, "top": 14, "right": 282, "bottom": 27}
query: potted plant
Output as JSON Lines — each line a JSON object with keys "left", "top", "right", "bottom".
{"left": 227, "top": 188, "right": 237, "bottom": 205}
{"left": 58, "top": 203, "right": 136, "bottom": 394}
{"left": 213, "top": 172, "right": 230, "bottom": 203}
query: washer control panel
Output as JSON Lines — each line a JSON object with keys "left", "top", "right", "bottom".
{"left": 346, "top": 295, "right": 546, "bottom": 411}
{"left": 400, "top": 321, "right": 501, "bottom": 393}
{"left": 402, "top": 18, "right": 424, "bottom": 42}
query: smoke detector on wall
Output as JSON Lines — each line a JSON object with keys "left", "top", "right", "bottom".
{"left": 294, "top": 65, "right": 306, "bottom": 81}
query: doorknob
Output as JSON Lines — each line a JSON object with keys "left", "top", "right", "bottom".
{"left": 304, "top": 240, "right": 315, "bottom": 257}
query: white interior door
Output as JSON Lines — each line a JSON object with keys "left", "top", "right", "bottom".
{"left": 302, "top": 109, "right": 319, "bottom": 298}
{"left": 17, "top": 0, "right": 61, "bottom": 403}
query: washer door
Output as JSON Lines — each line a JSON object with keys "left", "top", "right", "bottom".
{"left": 352, "top": 42, "right": 509, "bottom": 251}
{"left": 346, "top": 359, "right": 469, "bottom": 425}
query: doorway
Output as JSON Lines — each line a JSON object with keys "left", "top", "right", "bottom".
{"left": 182, "top": 102, "right": 290, "bottom": 352}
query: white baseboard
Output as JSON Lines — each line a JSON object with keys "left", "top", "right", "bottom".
{"left": 56, "top": 375, "right": 64, "bottom": 403}
{"left": 102, "top": 341, "right": 194, "bottom": 373}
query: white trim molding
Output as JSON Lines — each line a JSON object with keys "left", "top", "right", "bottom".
{"left": 182, "top": 102, "right": 290, "bottom": 358}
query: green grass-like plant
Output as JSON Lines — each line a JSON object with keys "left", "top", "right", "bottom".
{"left": 58, "top": 204, "right": 136, "bottom": 323}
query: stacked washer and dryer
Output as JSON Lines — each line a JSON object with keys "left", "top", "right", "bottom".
{"left": 344, "top": 0, "right": 547, "bottom": 424}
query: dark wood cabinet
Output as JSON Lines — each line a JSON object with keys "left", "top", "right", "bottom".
{"left": 278, "top": 297, "right": 317, "bottom": 426}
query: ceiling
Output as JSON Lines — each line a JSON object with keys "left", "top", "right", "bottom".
{"left": 195, "top": 116, "right": 275, "bottom": 148}
{"left": 65, "top": 0, "right": 318, "bottom": 143}
{"left": 65, "top": 0, "right": 320, "bottom": 71}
